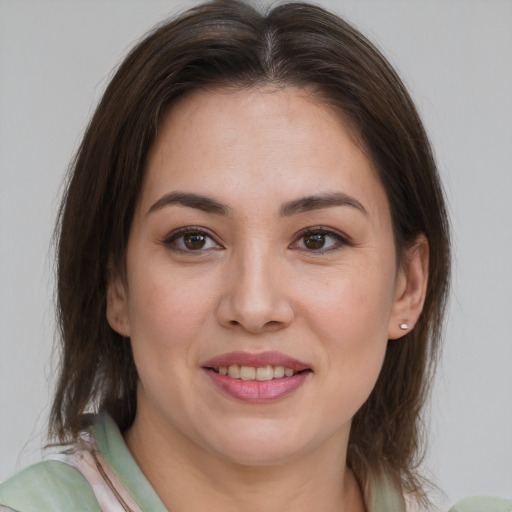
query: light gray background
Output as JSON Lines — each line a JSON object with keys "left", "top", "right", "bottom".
{"left": 1, "top": 0, "right": 511, "bottom": 506}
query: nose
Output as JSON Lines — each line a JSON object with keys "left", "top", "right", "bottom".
{"left": 216, "top": 249, "right": 295, "bottom": 334}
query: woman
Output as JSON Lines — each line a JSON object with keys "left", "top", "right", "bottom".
{"left": 0, "top": 1, "right": 509, "bottom": 511}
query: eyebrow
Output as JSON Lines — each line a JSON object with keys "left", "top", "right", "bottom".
{"left": 280, "top": 192, "right": 367, "bottom": 217}
{"left": 147, "top": 192, "right": 231, "bottom": 216}
{"left": 147, "top": 191, "right": 367, "bottom": 217}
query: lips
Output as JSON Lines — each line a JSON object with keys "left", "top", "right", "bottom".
{"left": 202, "top": 351, "right": 311, "bottom": 371}
{"left": 202, "top": 351, "right": 312, "bottom": 403}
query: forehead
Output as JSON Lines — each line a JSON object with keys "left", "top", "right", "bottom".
{"left": 141, "top": 86, "right": 389, "bottom": 221}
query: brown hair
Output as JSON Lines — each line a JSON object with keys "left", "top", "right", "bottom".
{"left": 52, "top": 0, "right": 450, "bottom": 501}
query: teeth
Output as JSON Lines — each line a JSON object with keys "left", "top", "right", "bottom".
{"left": 273, "top": 366, "right": 285, "bottom": 378}
{"left": 227, "top": 365, "right": 240, "bottom": 379}
{"left": 256, "top": 366, "right": 273, "bottom": 381}
{"left": 216, "top": 364, "right": 299, "bottom": 381}
{"left": 240, "top": 366, "right": 256, "bottom": 380}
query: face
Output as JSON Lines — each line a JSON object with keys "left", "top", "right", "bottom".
{"left": 108, "top": 87, "right": 419, "bottom": 466}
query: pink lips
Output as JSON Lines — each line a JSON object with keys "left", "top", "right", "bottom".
{"left": 202, "top": 351, "right": 312, "bottom": 403}
{"left": 202, "top": 351, "right": 311, "bottom": 371}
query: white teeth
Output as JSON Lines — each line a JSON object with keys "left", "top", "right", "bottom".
{"left": 240, "top": 366, "right": 256, "bottom": 380}
{"left": 217, "top": 364, "right": 299, "bottom": 381}
{"left": 273, "top": 366, "right": 285, "bottom": 378}
{"left": 228, "top": 365, "right": 240, "bottom": 379}
{"left": 284, "top": 368, "right": 294, "bottom": 377}
{"left": 256, "top": 365, "right": 273, "bottom": 381}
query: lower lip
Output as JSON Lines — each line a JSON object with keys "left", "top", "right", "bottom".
{"left": 204, "top": 369, "right": 311, "bottom": 403}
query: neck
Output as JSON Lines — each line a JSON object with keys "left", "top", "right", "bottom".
{"left": 125, "top": 409, "right": 366, "bottom": 512}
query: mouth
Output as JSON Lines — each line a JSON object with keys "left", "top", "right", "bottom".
{"left": 201, "top": 351, "right": 312, "bottom": 403}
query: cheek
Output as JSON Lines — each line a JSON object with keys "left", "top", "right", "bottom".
{"left": 316, "top": 283, "right": 390, "bottom": 380}
{"left": 304, "top": 279, "right": 391, "bottom": 428}
{"left": 126, "top": 266, "right": 216, "bottom": 365}
{"left": 301, "top": 264, "right": 396, "bottom": 343}
{"left": 125, "top": 271, "right": 217, "bottom": 418}
{"left": 297, "top": 261, "right": 395, "bottom": 398}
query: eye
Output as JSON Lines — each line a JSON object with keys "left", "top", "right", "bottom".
{"left": 163, "top": 228, "right": 221, "bottom": 252}
{"left": 292, "top": 228, "right": 348, "bottom": 252}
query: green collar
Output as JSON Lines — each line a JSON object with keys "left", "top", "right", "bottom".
{"left": 90, "top": 412, "right": 168, "bottom": 511}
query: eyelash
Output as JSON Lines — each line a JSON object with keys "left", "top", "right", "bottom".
{"left": 290, "top": 227, "right": 350, "bottom": 254}
{"left": 162, "top": 226, "right": 350, "bottom": 254}
{"left": 162, "top": 226, "right": 222, "bottom": 253}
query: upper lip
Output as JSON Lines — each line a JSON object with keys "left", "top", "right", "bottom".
{"left": 202, "top": 351, "right": 311, "bottom": 371}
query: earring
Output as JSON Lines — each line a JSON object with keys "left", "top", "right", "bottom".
{"left": 399, "top": 322, "right": 409, "bottom": 330}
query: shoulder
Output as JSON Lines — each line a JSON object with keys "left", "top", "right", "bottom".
{"left": 448, "top": 496, "right": 512, "bottom": 512}
{"left": 0, "top": 460, "right": 101, "bottom": 512}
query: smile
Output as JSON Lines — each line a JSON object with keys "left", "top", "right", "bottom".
{"left": 202, "top": 352, "right": 312, "bottom": 403}
{"left": 212, "top": 365, "right": 300, "bottom": 381}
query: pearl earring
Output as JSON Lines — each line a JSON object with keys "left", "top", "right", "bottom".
{"left": 399, "top": 322, "right": 409, "bottom": 330}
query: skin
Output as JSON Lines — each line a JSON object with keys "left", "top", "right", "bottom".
{"left": 107, "top": 86, "right": 428, "bottom": 512}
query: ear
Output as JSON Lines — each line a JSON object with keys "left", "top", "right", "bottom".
{"left": 388, "top": 234, "right": 429, "bottom": 340}
{"left": 106, "top": 271, "right": 131, "bottom": 337}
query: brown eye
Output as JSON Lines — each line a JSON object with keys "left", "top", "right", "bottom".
{"left": 303, "top": 233, "right": 326, "bottom": 249}
{"left": 164, "top": 228, "right": 221, "bottom": 252}
{"left": 183, "top": 233, "right": 207, "bottom": 250}
{"left": 291, "top": 229, "right": 348, "bottom": 253}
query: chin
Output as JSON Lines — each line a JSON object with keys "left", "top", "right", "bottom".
{"left": 216, "top": 443, "right": 303, "bottom": 467}
{"left": 201, "top": 423, "right": 318, "bottom": 467}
